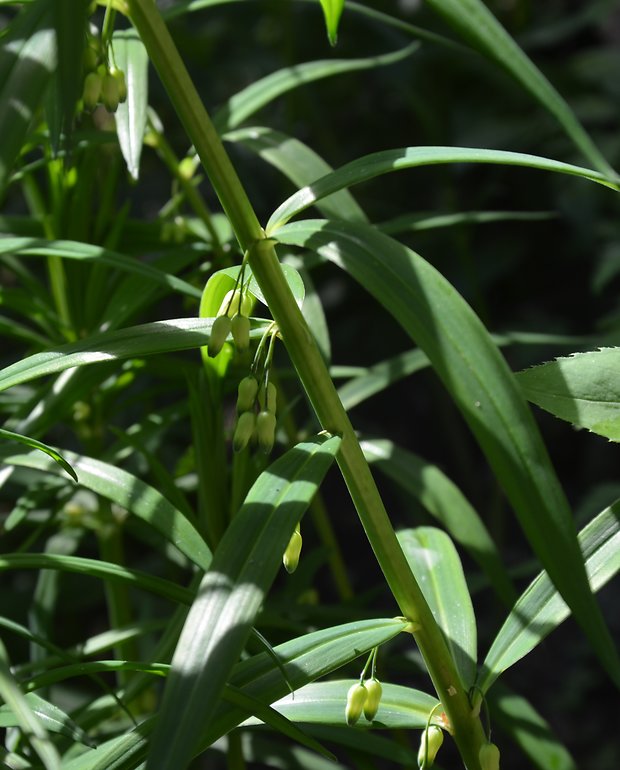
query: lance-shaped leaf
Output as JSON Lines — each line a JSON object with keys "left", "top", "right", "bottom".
{"left": 0, "top": 692, "right": 94, "bottom": 747}
{"left": 266, "top": 147, "right": 618, "bottom": 233}
{"left": 398, "top": 527, "right": 477, "bottom": 689}
{"left": 2, "top": 449, "right": 211, "bottom": 570}
{"left": 0, "top": 317, "right": 268, "bottom": 394}
{"left": 479, "top": 500, "right": 620, "bottom": 695}
{"left": 213, "top": 44, "right": 417, "bottom": 133}
{"left": 0, "top": 428, "right": 77, "bottom": 481}
{"left": 274, "top": 218, "right": 620, "bottom": 687}
{"left": 113, "top": 29, "right": 149, "bottom": 180}
{"left": 62, "top": 617, "right": 407, "bottom": 770}
{"left": 516, "top": 348, "right": 620, "bottom": 442}
{"left": 424, "top": 0, "right": 616, "bottom": 177}
{"left": 243, "top": 680, "right": 439, "bottom": 730}
{"left": 317, "top": 0, "right": 345, "bottom": 46}
{"left": 362, "top": 439, "right": 514, "bottom": 606}
{"left": 144, "top": 434, "right": 341, "bottom": 770}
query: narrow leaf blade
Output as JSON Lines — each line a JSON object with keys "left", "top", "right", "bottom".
{"left": 113, "top": 29, "right": 149, "bottom": 180}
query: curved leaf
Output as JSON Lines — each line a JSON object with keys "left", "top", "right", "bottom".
{"left": 2, "top": 449, "right": 211, "bottom": 570}
{"left": 479, "top": 500, "right": 620, "bottom": 695}
{"left": 317, "top": 0, "right": 344, "bottom": 46}
{"left": 362, "top": 438, "right": 515, "bottom": 605}
{"left": 145, "top": 434, "right": 341, "bottom": 770}
{"left": 274, "top": 218, "right": 620, "bottom": 687}
{"left": 0, "top": 692, "right": 94, "bottom": 747}
{"left": 398, "top": 527, "right": 477, "bottom": 689}
{"left": 113, "top": 29, "right": 149, "bottom": 180}
{"left": 424, "top": 0, "right": 616, "bottom": 177}
{"left": 243, "top": 680, "right": 439, "bottom": 730}
{"left": 0, "top": 427, "right": 77, "bottom": 481}
{"left": 517, "top": 348, "right": 620, "bottom": 442}
{"left": 266, "top": 147, "right": 618, "bottom": 233}
{"left": 213, "top": 45, "right": 418, "bottom": 133}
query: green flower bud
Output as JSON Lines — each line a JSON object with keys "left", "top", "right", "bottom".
{"left": 82, "top": 71, "right": 102, "bottom": 111}
{"left": 345, "top": 683, "right": 367, "bottom": 726}
{"left": 283, "top": 525, "right": 302, "bottom": 573}
{"left": 217, "top": 289, "right": 242, "bottom": 318}
{"left": 233, "top": 411, "right": 255, "bottom": 453}
{"left": 83, "top": 43, "right": 99, "bottom": 72}
{"left": 479, "top": 743, "right": 500, "bottom": 770}
{"left": 258, "top": 381, "right": 277, "bottom": 414}
{"left": 110, "top": 67, "right": 127, "bottom": 103}
{"left": 208, "top": 315, "right": 232, "bottom": 357}
{"left": 417, "top": 725, "right": 443, "bottom": 769}
{"left": 178, "top": 157, "right": 196, "bottom": 181}
{"left": 363, "top": 678, "right": 382, "bottom": 721}
{"left": 237, "top": 375, "right": 259, "bottom": 413}
{"left": 101, "top": 72, "right": 120, "bottom": 113}
{"left": 231, "top": 314, "right": 250, "bottom": 351}
{"left": 256, "top": 409, "right": 277, "bottom": 454}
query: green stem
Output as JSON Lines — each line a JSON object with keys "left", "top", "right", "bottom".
{"left": 125, "top": 1, "right": 486, "bottom": 766}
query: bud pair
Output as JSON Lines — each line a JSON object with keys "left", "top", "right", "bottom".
{"left": 345, "top": 683, "right": 367, "bottom": 726}
{"left": 417, "top": 725, "right": 444, "bottom": 769}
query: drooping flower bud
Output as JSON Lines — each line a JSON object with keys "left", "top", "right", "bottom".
{"left": 256, "top": 410, "right": 277, "bottom": 454}
{"left": 233, "top": 411, "right": 255, "bottom": 453}
{"left": 110, "top": 67, "right": 127, "bottom": 103}
{"left": 82, "top": 71, "right": 102, "bottom": 111}
{"left": 83, "top": 43, "right": 99, "bottom": 72}
{"left": 479, "top": 742, "right": 500, "bottom": 770}
{"left": 217, "top": 289, "right": 242, "bottom": 318}
{"left": 237, "top": 375, "right": 258, "bottom": 413}
{"left": 363, "top": 678, "right": 382, "bottom": 721}
{"left": 417, "top": 725, "right": 444, "bottom": 769}
{"left": 345, "top": 683, "right": 367, "bottom": 726}
{"left": 231, "top": 314, "right": 250, "bottom": 351}
{"left": 208, "top": 315, "right": 231, "bottom": 357}
{"left": 101, "top": 72, "right": 120, "bottom": 113}
{"left": 258, "top": 381, "right": 277, "bottom": 414}
{"left": 283, "top": 525, "right": 302, "bottom": 573}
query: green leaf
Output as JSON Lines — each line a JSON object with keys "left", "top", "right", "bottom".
{"left": 62, "top": 618, "right": 407, "bottom": 770}
{"left": 145, "top": 434, "right": 341, "bottom": 770}
{"left": 516, "top": 348, "right": 620, "bottom": 442}
{"left": 479, "top": 499, "right": 620, "bottom": 695}
{"left": 378, "top": 210, "right": 555, "bottom": 235}
{"left": 113, "top": 29, "right": 149, "bottom": 180}
{"left": 0, "top": 427, "right": 77, "bottom": 481}
{"left": 200, "top": 263, "right": 305, "bottom": 315}
{"left": 213, "top": 44, "right": 417, "bottom": 133}
{"left": 489, "top": 684, "right": 577, "bottom": 770}
{"left": 274, "top": 218, "right": 620, "bottom": 687}
{"left": 424, "top": 0, "right": 617, "bottom": 177}
{"left": 0, "top": 317, "right": 266, "bottom": 394}
{"left": 0, "top": 0, "right": 56, "bottom": 197}
{"left": 397, "top": 527, "right": 477, "bottom": 689}
{"left": 0, "top": 238, "right": 201, "bottom": 299}
{"left": 0, "top": 553, "right": 194, "bottom": 606}
{"left": 317, "top": 0, "right": 345, "bottom": 46}
{"left": 243, "top": 680, "right": 439, "bottom": 729}
{"left": 361, "top": 439, "right": 515, "bottom": 606}
{"left": 0, "top": 638, "right": 61, "bottom": 770}
{"left": 0, "top": 692, "right": 95, "bottom": 747}
{"left": 2, "top": 449, "right": 211, "bottom": 570}
{"left": 224, "top": 126, "right": 366, "bottom": 224}
{"left": 266, "top": 147, "right": 618, "bottom": 233}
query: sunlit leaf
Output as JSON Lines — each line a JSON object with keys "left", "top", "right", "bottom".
{"left": 113, "top": 29, "right": 149, "bottom": 180}
{"left": 317, "top": 0, "right": 345, "bottom": 46}
{"left": 517, "top": 348, "right": 620, "bottom": 442}
{"left": 0, "top": 427, "right": 77, "bottom": 481}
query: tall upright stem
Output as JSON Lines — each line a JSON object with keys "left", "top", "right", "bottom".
{"left": 126, "top": 1, "right": 486, "bottom": 765}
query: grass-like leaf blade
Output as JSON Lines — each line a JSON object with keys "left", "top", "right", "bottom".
{"left": 144, "top": 434, "right": 341, "bottom": 770}
{"left": 424, "top": 0, "right": 616, "bottom": 177}
{"left": 398, "top": 527, "right": 477, "bottom": 689}
{"left": 0, "top": 692, "right": 94, "bottom": 747}
{"left": 517, "top": 348, "right": 620, "bottom": 442}
{"left": 3, "top": 449, "right": 211, "bottom": 570}
{"left": 113, "top": 29, "right": 149, "bottom": 180}
{"left": 317, "top": 0, "right": 344, "bottom": 46}
{"left": 266, "top": 147, "right": 618, "bottom": 233}
{"left": 479, "top": 499, "right": 620, "bottom": 695}
{"left": 0, "top": 427, "right": 77, "bottom": 481}
{"left": 275, "top": 218, "right": 620, "bottom": 688}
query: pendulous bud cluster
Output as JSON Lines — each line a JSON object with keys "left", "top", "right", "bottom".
{"left": 344, "top": 677, "right": 383, "bottom": 726}
{"left": 81, "top": 48, "right": 128, "bottom": 114}
{"left": 233, "top": 371, "right": 278, "bottom": 455}
{"left": 208, "top": 289, "right": 252, "bottom": 358}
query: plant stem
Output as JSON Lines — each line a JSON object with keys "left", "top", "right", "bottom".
{"left": 125, "top": 1, "right": 486, "bottom": 765}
